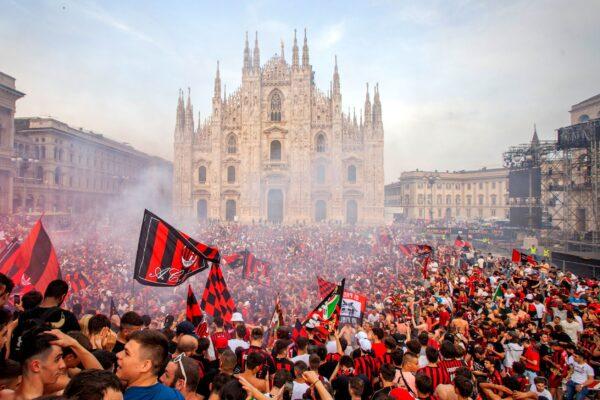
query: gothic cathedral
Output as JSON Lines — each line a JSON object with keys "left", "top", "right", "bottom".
{"left": 173, "top": 30, "right": 384, "bottom": 224}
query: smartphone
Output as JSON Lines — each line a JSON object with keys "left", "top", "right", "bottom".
{"left": 13, "top": 294, "right": 20, "bottom": 305}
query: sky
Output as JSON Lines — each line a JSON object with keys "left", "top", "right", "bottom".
{"left": 1, "top": 0, "right": 599, "bottom": 183}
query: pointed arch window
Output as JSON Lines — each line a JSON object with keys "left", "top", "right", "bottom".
{"left": 316, "top": 133, "right": 326, "bottom": 152}
{"left": 227, "top": 134, "right": 237, "bottom": 154}
{"left": 270, "top": 91, "right": 282, "bottom": 121}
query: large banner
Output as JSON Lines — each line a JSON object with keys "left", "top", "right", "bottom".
{"left": 340, "top": 291, "right": 367, "bottom": 325}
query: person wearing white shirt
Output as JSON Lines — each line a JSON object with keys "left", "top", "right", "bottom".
{"left": 560, "top": 312, "right": 582, "bottom": 344}
{"left": 502, "top": 332, "right": 524, "bottom": 369}
{"left": 565, "top": 352, "right": 594, "bottom": 400}
{"left": 529, "top": 377, "right": 553, "bottom": 400}
{"left": 227, "top": 324, "right": 249, "bottom": 352}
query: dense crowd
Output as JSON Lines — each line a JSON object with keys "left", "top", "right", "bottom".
{"left": 0, "top": 216, "right": 599, "bottom": 400}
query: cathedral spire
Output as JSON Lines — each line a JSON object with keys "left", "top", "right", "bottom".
{"left": 175, "top": 88, "right": 184, "bottom": 133}
{"left": 280, "top": 39, "right": 285, "bottom": 61}
{"left": 243, "top": 31, "right": 251, "bottom": 70}
{"left": 302, "top": 28, "right": 309, "bottom": 68}
{"left": 185, "top": 87, "right": 194, "bottom": 133}
{"left": 292, "top": 29, "right": 299, "bottom": 68}
{"left": 197, "top": 111, "right": 202, "bottom": 133}
{"left": 364, "top": 83, "right": 372, "bottom": 127}
{"left": 373, "top": 83, "right": 382, "bottom": 126}
{"left": 223, "top": 84, "right": 227, "bottom": 104}
{"left": 253, "top": 31, "right": 260, "bottom": 69}
{"left": 531, "top": 123, "right": 540, "bottom": 148}
{"left": 332, "top": 55, "right": 340, "bottom": 95}
{"left": 214, "top": 61, "right": 221, "bottom": 99}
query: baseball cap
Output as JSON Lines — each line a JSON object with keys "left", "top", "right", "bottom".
{"left": 176, "top": 321, "right": 196, "bottom": 336}
{"left": 231, "top": 312, "right": 244, "bottom": 323}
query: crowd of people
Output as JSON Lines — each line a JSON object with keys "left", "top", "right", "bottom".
{"left": 0, "top": 216, "right": 599, "bottom": 400}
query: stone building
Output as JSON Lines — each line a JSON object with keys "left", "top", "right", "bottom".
{"left": 13, "top": 117, "right": 171, "bottom": 216}
{"left": 173, "top": 30, "right": 385, "bottom": 224}
{"left": 569, "top": 94, "right": 600, "bottom": 124}
{"left": 385, "top": 168, "right": 509, "bottom": 222}
{"left": 0, "top": 72, "right": 25, "bottom": 215}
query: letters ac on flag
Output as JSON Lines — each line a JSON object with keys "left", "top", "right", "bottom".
{"left": 134, "top": 210, "right": 220, "bottom": 287}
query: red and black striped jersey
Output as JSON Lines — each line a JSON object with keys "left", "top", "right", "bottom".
{"left": 438, "top": 359, "right": 465, "bottom": 381}
{"left": 239, "top": 345, "right": 276, "bottom": 379}
{"left": 381, "top": 352, "right": 393, "bottom": 366}
{"left": 274, "top": 357, "right": 295, "bottom": 377}
{"left": 417, "top": 365, "right": 451, "bottom": 389}
{"left": 354, "top": 354, "right": 380, "bottom": 383}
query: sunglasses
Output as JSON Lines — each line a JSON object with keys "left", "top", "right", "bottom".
{"left": 172, "top": 353, "right": 187, "bottom": 388}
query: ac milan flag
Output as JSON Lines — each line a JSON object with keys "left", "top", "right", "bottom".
{"left": 186, "top": 285, "right": 203, "bottom": 326}
{"left": 134, "top": 210, "right": 220, "bottom": 287}
{"left": 2, "top": 219, "right": 61, "bottom": 293}
{"left": 398, "top": 244, "right": 433, "bottom": 257}
{"left": 303, "top": 278, "right": 345, "bottom": 334}
{"left": 221, "top": 251, "right": 247, "bottom": 269}
{"left": 241, "top": 252, "right": 271, "bottom": 287}
{"left": 65, "top": 271, "right": 91, "bottom": 293}
{"left": 317, "top": 276, "right": 337, "bottom": 299}
{"left": 200, "top": 264, "right": 236, "bottom": 322}
{"left": 512, "top": 249, "right": 538, "bottom": 266}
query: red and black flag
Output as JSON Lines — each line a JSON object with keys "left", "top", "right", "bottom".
{"left": 242, "top": 252, "right": 271, "bottom": 287}
{"left": 512, "top": 249, "right": 538, "bottom": 266}
{"left": 200, "top": 264, "right": 235, "bottom": 322}
{"left": 221, "top": 251, "right": 247, "bottom": 269}
{"left": 317, "top": 276, "right": 338, "bottom": 299}
{"left": 0, "top": 238, "right": 20, "bottom": 276}
{"left": 292, "top": 318, "right": 308, "bottom": 340}
{"left": 109, "top": 298, "right": 118, "bottom": 317}
{"left": 186, "top": 285, "right": 203, "bottom": 327}
{"left": 65, "top": 271, "right": 91, "bottom": 293}
{"left": 7, "top": 219, "right": 60, "bottom": 293}
{"left": 399, "top": 243, "right": 433, "bottom": 257}
{"left": 134, "top": 210, "right": 220, "bottom": 287}
{"left": 303, "top": 278, "right": 345, "bottom": 335}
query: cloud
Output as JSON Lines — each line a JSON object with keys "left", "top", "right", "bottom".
{"left": 315, "top": 22, "right": 345, "bottom": 51}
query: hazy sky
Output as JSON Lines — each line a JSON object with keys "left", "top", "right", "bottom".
{"left": 2, "top": 0, "right": 598, "bottom": 183}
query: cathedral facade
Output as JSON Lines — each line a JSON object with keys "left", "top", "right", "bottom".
{"left": 173, "top": 31, "right": 384, "bottom": 224}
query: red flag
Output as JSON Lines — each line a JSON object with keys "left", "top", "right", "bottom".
{"left": 242, "top": 252, "right": 271, "bottom": 287}
{"left": 222, "top": 252, "right": 245, "bottom": 269}
{"left": 200, "top": 264, "right": 235, "bottom": 322}
{"left": 9, "top": 219, "right": 60, "bottom": 293}
{"left": 303, "top": 279, "right": 345, "bottom": 335}
{"left": 317, "top": 276, "right": 338, "bottom": 298}
{"left": 134, "top": 210, "right": 219, "bottom": 287}
{"left": 186, "top": 285, "right": 203, "bottom": 326}
{"left": 65, "top": 271, "right": 91, "bottom": 293}
{"left": 512, "top": 249, "right": 537, "bottom": 265}
{"left": 292, "top": 318, "right": 308, "bottom": 340}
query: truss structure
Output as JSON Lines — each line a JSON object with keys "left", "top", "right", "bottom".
{"left": 503, "top": 118, "right": 600, "bottom": 248}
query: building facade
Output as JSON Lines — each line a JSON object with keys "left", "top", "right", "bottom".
{"left": 0, "top": 72, "right": 25, "bottom": 215}
{"left": 569, "top": 94, "right": 600, "bottom": 124}
{"left": 173, "top": 31, "right": 385, "bottom": 224}
{"left": 385, "top": 168, "right": 509, "bottom": 222}
{"left": 13, "top": 117, "right": 171, "bottom": 216}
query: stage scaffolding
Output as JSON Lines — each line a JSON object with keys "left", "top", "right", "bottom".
{"left": 503, "top": 118, "right": 600, "bottom": 251}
